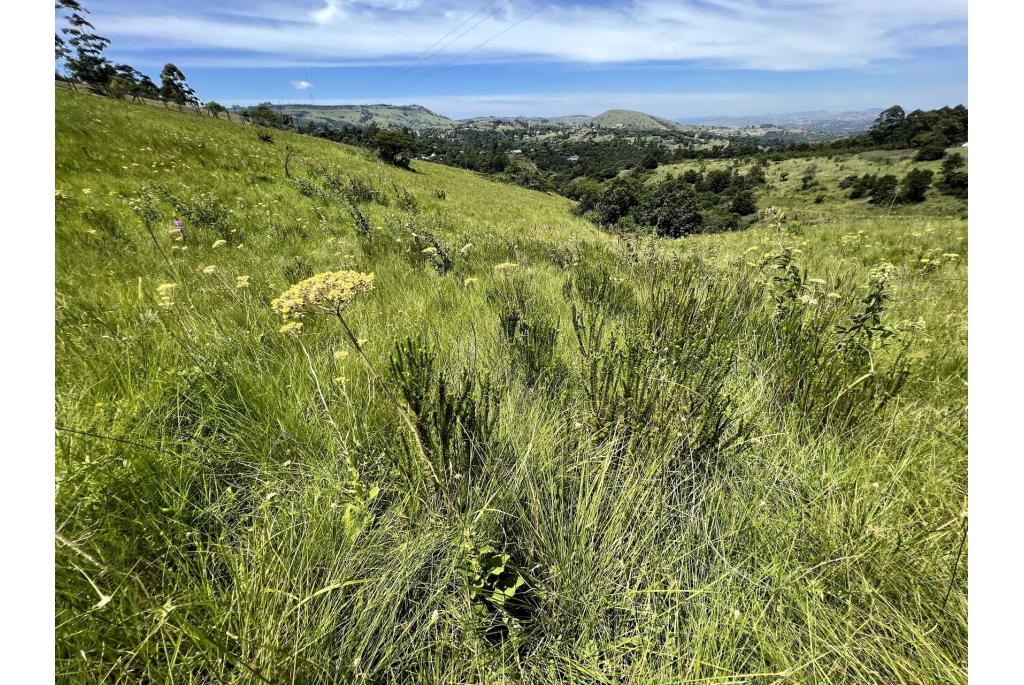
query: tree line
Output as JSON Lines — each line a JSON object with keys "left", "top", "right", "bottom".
{"left": 55, "top": 1, "right": 226, "bottom": 116}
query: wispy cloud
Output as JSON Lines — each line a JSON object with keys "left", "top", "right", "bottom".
{"left": 291, "top": 80, "right": 314, "bottom": 90}
{"left": 93, "top": 0, "right": 966, "bottom": 71}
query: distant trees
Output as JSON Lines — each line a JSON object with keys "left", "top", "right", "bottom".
{"left": 868, "top": 104, "right": 967, "bottom": 156}
{"left": 372, "top": 130, "right": 417, "bottom": 168}
{"left": 572, "top": 162, "right": 765, "bottom": 237}
{"left": 240, "top": 103, "right": 293, "bottom": 127}
{"left": 843, "top": 168, "right": 936, "bottom": 204}
{"left": 55, "top": 2, "right": 199, "bottom": 108}
{"left": 206, "top": 101, "right": 229, "bottom": 119}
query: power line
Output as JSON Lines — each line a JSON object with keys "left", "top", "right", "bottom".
{"left": 379, "top": 2, "right": 553, "bottom": 103}
{"left": 353, "top": 0, "right": 507, "bottom": 101}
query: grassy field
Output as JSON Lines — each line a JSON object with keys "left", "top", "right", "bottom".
{"left": 55, "top": 86, "right": 967, "bottom": 683}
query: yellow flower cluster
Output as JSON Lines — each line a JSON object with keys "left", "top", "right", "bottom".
{"left": 271, "top": 270, "right": 374, "bottom": 321}
{"left": 156, "top": 283, "right": 177, "bottom": 308}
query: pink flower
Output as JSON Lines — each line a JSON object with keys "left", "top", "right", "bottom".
{"left": 172, "top": 218, "right": 185, "bottom": 240}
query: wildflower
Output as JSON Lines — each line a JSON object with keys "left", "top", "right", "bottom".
{"left": 808, "top": 278, "right": 826, "bottom": 285}
{"left": 333, "top": 376, "right": 348, "bottom": 384}
{"left": 333, "top": 349, "right": 349, "bottom": 361}
{"left": 827, "top": 292, "right": 842, "bottom": 300}
{"left": 357, "top": 337, "right": 368, "bottom": 347}
{"left": 463, "top": 277, "right": 479, "bottom": 286}
{"left": 493, "top": 261, "right": 519, "bottom": 271}
{"left": 82, "top": 188, "right": 92, "bottom": 194}
{"left": 271, "top": 270, "right": 374, "bottom": 321}
{"left": 202, "top": 265, "right": 218, "bottom": 275}
{"left": 279, "top": 321, "right": 303, "bottom": 335}
{"left": 235, "top": 275, "right": 250, "bottom": 289}
{"left": 459, "top": 242, "right": 473, "bottom": 255}
{"left": 212, "top": 239, "right": 228, "bottom": 248}
{"left": 421, "top": 246, "right": 438, "bottom": 256}
{"left": 172, "top": 218, "right": 185, "bottom": 241}
{"left": 943, "top": 253, "right": 961, "bottom": 259}
{"left": 156, "top": 283, "right": 177, "bottom": 307}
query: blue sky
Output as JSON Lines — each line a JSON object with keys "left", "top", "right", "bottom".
{"left": 79, "top": 0, "right": 967, "bottom": 119}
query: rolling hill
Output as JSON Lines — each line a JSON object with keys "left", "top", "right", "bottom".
{"left": 55, "top": 86, "right": 966, "bottom": 683}
{"left": 271, "top": 103, "right": 694, "bottom": 132}
{"left": 269, "top": 103, "right": 457, "bottom": 129}
{"left": 590, "top": 109, "right": 690, "bottom": 131}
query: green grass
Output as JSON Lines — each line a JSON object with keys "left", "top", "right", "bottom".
{"left": 56, "top": 86, "right": 967, "bottom": 683}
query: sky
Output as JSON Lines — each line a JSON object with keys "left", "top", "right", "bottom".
{"left": 79, "top": 0, "right": 968, "bottom": 120}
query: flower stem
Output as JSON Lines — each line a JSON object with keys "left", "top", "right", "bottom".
{"left": 336, "top": 313, "right": 440, "bottom": 490}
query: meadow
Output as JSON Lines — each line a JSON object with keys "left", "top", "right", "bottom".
{"left": 55, "top": 86, "right": 967, "bottom": 683}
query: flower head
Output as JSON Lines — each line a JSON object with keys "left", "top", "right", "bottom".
{"left": 493, "top": 261, "right": 519, "bottom": 272}
{"left": 156, "top": 283, "right": 177, "bottom": 307}
{"left": 212, "top": 239, "right": 228, "bottom": 248}
{"left": 202, "top": 265, "right": 218, "bottom": 275}
{"left": 271, "top": 270, "right": 374, "bottom": 321}
{"left": 279, "top": 321, "right": 303, "bottom": 335}
{"left": 333, "top": 349, "right": 349, "bottom": 361}
{"left": 459, "top": 243, "right": 473, "bottom": 255}
{"left": 421, "top": 246, "right": 438, "bottom": 256}
{"left": 235, "top": 275, "right": 250, "bottom": 289}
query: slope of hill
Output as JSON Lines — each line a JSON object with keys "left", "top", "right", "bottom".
{"left": 55, "top": 87, "right": 966, "bottom": 683}
{"left": 271, "top": 103, "right": 457, "bottom": 129}
{"left": 682, "top": 109, "right": 880, "bottom": 136}
{"left": 590, "top": 109, "right": 689, "bottom": 131}
{"left": 463, "top": 114, "right": 593, "bottom": 127}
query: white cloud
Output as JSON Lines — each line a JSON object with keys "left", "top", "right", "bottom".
{"left": 95, "top": 1, "right": 967, "bottom": 71}
{"left": 291, "top": 80, "right": 314, "bottom": 90}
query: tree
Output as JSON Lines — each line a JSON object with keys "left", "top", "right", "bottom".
{"left": 594, "top": 176, "right": 642, "bottom": 226}
{"left": 58, "top": 1, "right": 115, "bottom": 92}
{"left": 135, "top": 75, "right": 160, "bottom": 101}
{"left": 868, "top": 175, "right": 899, "bottom": 204}
{"left": 372, "top": 130, "right": 416, "bottom": 168}
{"left": 160, "top": 64, "right": 200, "bottom": 108}
{"left": 730, "top": 190, "right": 757, "bottom": 216}
{"left": 914, "top": 133, "right": 947, "bottom": 161}
{"left": 633, "top": 178, "right": 704, "bottom": 237}
{"left": 898, "top": 168, "right": 933, "bottom": 203}
{"left": 206, "top": 101, "right": 228, "bottom": 119}
{"left": 870, "top": 105, "right": 907, "bottom": 146}
{"left": 937, "top": 153, "right": 968, "bottom": 199}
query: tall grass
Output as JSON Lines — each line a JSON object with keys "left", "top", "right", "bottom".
{"left": 56, "top": 87, "right": 967, "bottom": 683}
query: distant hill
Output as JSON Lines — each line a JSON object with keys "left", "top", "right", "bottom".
{"left": 681, "top": 110, "right": 880, "bottom": 136}
{"left": 462, "top": 115, "right": 593, "bottom": 128}
{"left": 269, "top": 104, "right": 457, "bottom": 130}
{"left": 590, "top": 109, "right": 689, "bottom": 131}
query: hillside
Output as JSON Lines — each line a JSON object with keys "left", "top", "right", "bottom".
{"left": 590, "top": 109, "right": 689, "bottom": 131}
{"left": 683, "top": 109, "right": 879, "bottom": 136}
{"left": 270, "top": 103, "right": 457, "bottom": 129}
{"left": 56, "top": 87, "right": 966, "bottom": 683}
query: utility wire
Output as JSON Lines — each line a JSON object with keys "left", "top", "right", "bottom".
{"left": 353, "top": 0, "right": 508, "bottom": 101}
{"left": 379, "top": 2, "right": 553, "bottom": 103}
